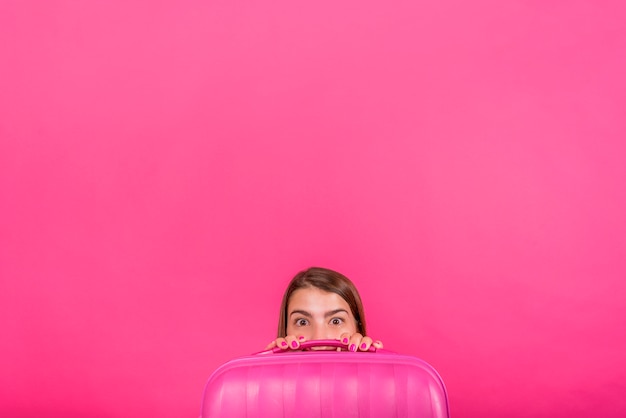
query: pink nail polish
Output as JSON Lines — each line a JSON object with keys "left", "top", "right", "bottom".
{"left": 291, "top": 341, "right": 298, "bottom": 348}
{"left": 298, "top": 336, "right": 305, "bottom": 341}
{"left": 349, "top": 344, "right": 356, "bottom": 352}
{"left": 342, "top": 338, "right": 349, "bottom": 344}
{"left": 360, "top": 343, "right": 367, "bottom": 350}
{"left": 281, "top": 341, "right": 288, "bottom": 347}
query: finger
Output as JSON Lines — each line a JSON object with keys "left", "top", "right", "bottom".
{"left": 348, "top": 333, "right": 363, "bottom": 352}
{"left": 338, "top": 332, "right": 351, "bottom": 347}
{"left": 264, "top": 340, "right": 277, "bottom": 350}
{"left": 285, "top": 335, "right": 300, "bottom": 350}
{"left": 358, "top": 336, "right": 373, "bottom": 351}
{"left": 372, "top": 340, "right": 384, "bottom": 349}
{"left": 275, "top": 338, "right": 289, "bottom": 350}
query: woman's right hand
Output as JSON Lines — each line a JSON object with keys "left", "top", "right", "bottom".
{"left": 264, "top": 335, "right": 306, "bottom": 351}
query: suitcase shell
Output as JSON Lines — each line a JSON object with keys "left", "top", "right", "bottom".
{"left": 201, "top": 341, "right": 449, "bottom": 418}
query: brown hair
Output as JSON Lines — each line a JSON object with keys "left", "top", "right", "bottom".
{"left": 277, "top": 267, "right": 367, "bottom": 337}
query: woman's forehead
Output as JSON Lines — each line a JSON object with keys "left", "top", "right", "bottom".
{"left": 288, "top": 287, "right": 350, "bottom": 312}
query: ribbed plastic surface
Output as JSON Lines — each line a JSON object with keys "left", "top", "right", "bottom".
{"left": 201, "top": 349, "right": 449, "bottom": 418}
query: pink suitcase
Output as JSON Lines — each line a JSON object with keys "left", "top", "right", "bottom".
{"left": 201, "top": 340, "right": 450, "bottom": 417}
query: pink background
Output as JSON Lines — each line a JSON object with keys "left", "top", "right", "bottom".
{"left": 1, "top": 0, "right": 625, "bottom": 417}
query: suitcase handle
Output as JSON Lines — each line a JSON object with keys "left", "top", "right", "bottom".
{"left": 262, "top": 339, "right": 377, "bottom": 354}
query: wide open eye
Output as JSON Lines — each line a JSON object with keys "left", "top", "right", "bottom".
{"left": 330, "top": 317, "right": 343, "bottom": 326}
{"left": 295, "top": 318, "right": 309, "bottom": 327}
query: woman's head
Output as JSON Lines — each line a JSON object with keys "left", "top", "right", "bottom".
{"left": 277, "top": 267, "right": 367, "bottom": 338}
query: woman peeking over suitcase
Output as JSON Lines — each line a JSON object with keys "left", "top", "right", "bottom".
{"left": 265, "top": 267, "right": 384, "bottom": 352}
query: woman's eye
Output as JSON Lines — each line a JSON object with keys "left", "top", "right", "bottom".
{"left": 330, "top": 318, "right": 343, "bottom": 325}
{"left": 296, "top": 319, "right": 308, "bottom": 326}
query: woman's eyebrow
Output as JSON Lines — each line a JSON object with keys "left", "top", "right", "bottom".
{"left": 325, "top": 309, "right": 348, "bottom": 318}
{"left": 289, "top": 309, "right": 312, "bottom": 318}
{"left": 289, "top": 309, "right": 349, "bottom": 318}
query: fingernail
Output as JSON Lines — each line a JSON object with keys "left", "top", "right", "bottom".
{"left": 342, "top": 338, "right": 349, "bottom": 344}
{"left": 349, "top": 344, "right": 356, "bottom": 352}
{"left": 281, "top": 341, "right": 288, "bottom": 347}
{"left": 360, "top": 343, "right": 367, "bottom": 350}
{"left": 298, "top": 336, "right": 305, "bottom": 341}
{"left": 291, "top": 341, "right": 298, "bottom": 348}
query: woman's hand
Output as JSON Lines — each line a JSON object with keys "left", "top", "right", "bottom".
{"left": 264, "top": 335, "right": 306, "bottom": 351}
{"left": 339, "top": 332, "right": 384, "bottom": 352}
{"left": 264, "top": 334, "right": 383, "bottom": 352}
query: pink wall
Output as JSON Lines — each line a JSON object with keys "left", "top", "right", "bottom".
{"left": 1, "top": 1, "right": 625, "bottom": 417}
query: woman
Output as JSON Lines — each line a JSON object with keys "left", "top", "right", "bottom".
{"left": 266, "top": 267, "right": 384, "bottom": 352}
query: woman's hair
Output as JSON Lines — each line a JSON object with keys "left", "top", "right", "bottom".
{"left": 277, "top": 267, "right": 367, "bottom": 337}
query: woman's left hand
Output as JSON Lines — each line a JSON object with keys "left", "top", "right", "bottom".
{"left": 339, "top": 333, "right": 384, "bottom": 352}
